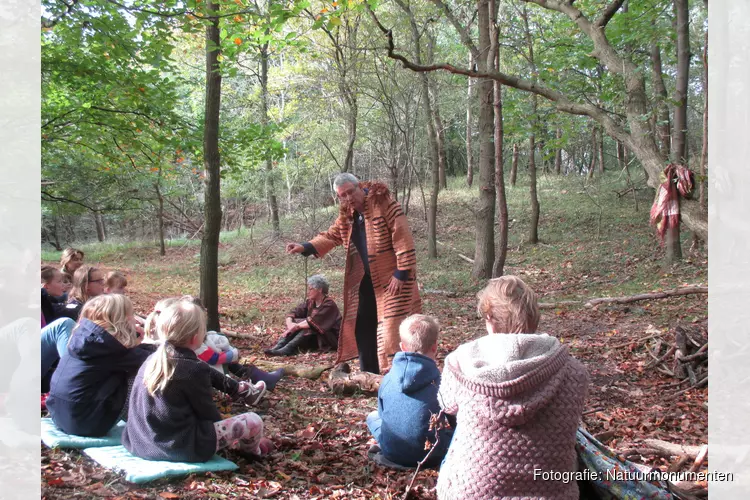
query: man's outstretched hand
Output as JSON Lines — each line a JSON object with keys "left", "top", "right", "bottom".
{"left": 286, "top": 243, "right": 304, "bottom": 254}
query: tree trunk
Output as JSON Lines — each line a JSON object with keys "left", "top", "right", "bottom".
{"left": 555, "top": 127, "right": 562, "bottom": 174}
{"left": 93, "top": 211, "right": 106, "bottom": 242}
{"left": 472, "top": 0, "right": 495, "bottom": 279}
{"left": 664, "top": 0, "right": 690, "bottom": 263}
{"left": 466, "top": 53, "right": 475, "bottom": 187}
{"left": 260, "top": 43, "right": 280, "bottom": 237}
{"left": 699, "top": 6, "right": 707, "bottom": 212}
{"left": 598, "top": 126, "right": 605, "bottom": 173}
{"left": 523, "top": 6, "right": 540, "bottom": 244}
{"left": 510, "top": 143, "right": 518, "bottom": 186}
{"left": 200, "top": 0, "right": 223, "bottom": 331}
{"left": 491, "top": 0, "right": 507, "bottom": 278}
{"left": 434, "top": 105, "right": 447, "bottom": 190}
{"left": 156, "top": 183, "right": 166, "bottom": 256}
{"left": 671, "top": 0, "right": 690, "bottom": 165}
{"left": 650, "top": 45, "right": 672, "bottom": 156}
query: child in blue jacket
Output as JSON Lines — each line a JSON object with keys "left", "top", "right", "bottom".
{"left": 366, "top": 314, "right": 454, "bottom": 468}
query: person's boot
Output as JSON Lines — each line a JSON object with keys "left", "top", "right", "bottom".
{"left": 263, "top": 335, "right": 290, "bottom": 355}
{"left": 247, "top": 366, "right": 284, "bottom": 391}
{"left": 268, "top": 331, "right": 306, "bottom": 356}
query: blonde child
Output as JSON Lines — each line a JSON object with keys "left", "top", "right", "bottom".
{"left": 143, "top": 298, "right": 265, "bottom": 404}
{"left": 366, "top": 314, "right": 454, "bottom": 468}
{"left": 105, "top": 271, "right": 128, "bottom": 294}
{"left": 46, "top": 294, "right": 152, "bottom": 436}
{"left": 123, "top": 300, "right": 273, "bottom": 462}
{"left": 436, "top": 276, "right": 589, "bottom": 500}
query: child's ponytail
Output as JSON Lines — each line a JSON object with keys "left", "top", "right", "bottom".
{"left": 141, "top": 299, "right": 206, "bottom": 396}
{"left": 143, "top": 342, "right": 174, "bottom": 396}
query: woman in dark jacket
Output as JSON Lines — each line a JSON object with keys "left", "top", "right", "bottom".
{"left": 46, "top": 294, "right": 151, "bottom": 437}
{"left": 63, "top": 265, "right": 106, "bottom": 322}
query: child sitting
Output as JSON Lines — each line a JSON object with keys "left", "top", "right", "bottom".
{"left": 366, "top": 314, "right": 454, "bottom": 469}
{"left": 143, "top": 298, "right": 266, "bottom": 403}
{"left": 187, "top": 296, "right": 284, "bottom": 391}
{"left": 105, "top": 271, "right": 128, "bottom": 294}
{"left": 436, "top": 276, "right": 589, "bottom": 500}
{"left": 123, "top": 299, "right": 274, "bottom": 462}
{"left": 46, "top": 294, "right": 153, "bottom": 437}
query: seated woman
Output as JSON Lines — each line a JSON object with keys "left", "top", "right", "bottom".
{"left": 65, "top": 265, "right": 106, "bottom": 321}
{"left": 59, "top": 248, "right": 84, "bottom": 298}
{"left": 265, "top": 275, "right": 341, "bottom": 357}
{"left": 436, "top": 276, "right": 589, "bottom": 500}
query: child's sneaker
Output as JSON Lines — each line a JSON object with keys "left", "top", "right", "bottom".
{"left": 237, "top": 381, "right": 266, "bottom": 406}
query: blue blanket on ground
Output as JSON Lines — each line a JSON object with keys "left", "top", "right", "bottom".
{"left": 41, "top": 418, "right": 125, "bottom": 449}
{"left": 83, "top": 445, "right": 239, "bottom": 484}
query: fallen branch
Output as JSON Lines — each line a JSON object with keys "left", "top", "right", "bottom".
{"left": 612, "top": 332, "right": 663, "bottom": 349}
{"left": 641, "top": 439, "right": 705, "bottom": 459}
{"left": 436, "top": 240, "right": 474, "bottom": 264}
{"left": 254, "top": 361, "right": 333, "bottom": 380}
{"left": 403, "top": 410, "right": 447, "bottom": 500}
{"left": 219, "top": 329, "right": 255, "bottom": 340}
{"left": 584, "top": 286, "right": 707, "bottom": 308}
{"left": 665, "top": 376, "right": 708, "bottom": 400}
{"left": 328, "top": 363, "right": 383, "bottom": 395}
{"left": 689, "top": 445, "right": 709, "bottom": 473}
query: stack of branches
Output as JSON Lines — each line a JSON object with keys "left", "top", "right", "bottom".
{"left": 646, "top": 326, "right": 708, "bottom": 400}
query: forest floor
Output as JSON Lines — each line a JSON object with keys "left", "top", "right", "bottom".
{"left": 41, "top": 175, "right": 708, "bottom": 499}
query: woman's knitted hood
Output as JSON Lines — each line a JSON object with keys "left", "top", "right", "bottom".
{"left": 443, "top": 333, "right": 573, "bottom": 426}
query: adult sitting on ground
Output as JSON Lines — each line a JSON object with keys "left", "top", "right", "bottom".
{"left": 265, "top": 275, "right": 341, "bottom": 357}
{"left": 286, "top": 173, "right": 421, "bottom": 374}
{"left": 65, "top": 265, "right": 106, "bottom": 321}
{"left": 59, "top": 248, "right": 84, "bottom": 293}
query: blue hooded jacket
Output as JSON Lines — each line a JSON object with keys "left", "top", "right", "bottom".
{"left": 46, "top": 319, "right": 151, "bottom": 437}
{"left": 376, "top": 351, "right": 454, "bottom": 467}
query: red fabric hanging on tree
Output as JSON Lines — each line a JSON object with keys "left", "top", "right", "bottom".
{"left": 650, "top": 164, "right": 694, "bottom": 244}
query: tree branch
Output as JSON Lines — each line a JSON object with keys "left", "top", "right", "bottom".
{"left": 427, "top": 0, "right": 480, "bottom": 60}
{"left": 595, "top": 0, "right": 626, "bottom": 28}
{"left": 366, "top": 5, "right": 632, "bottom": 147}
{"left": 42, "top": 0, "right": 80, "bottom": 29}
{"left": 318, "top": 138, "right": 343, "bottom": 170}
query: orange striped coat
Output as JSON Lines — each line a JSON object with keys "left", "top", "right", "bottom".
{"left": 308, "top": 182, "right": 422, "bottom": 372}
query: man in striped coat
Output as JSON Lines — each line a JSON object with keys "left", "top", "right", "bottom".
{"left": 286, "top": 173, "right": 422, "bottom": 374}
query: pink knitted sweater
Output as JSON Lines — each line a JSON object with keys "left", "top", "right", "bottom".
{"left": 436, "top": 333, "right": 589, "bottom": 500}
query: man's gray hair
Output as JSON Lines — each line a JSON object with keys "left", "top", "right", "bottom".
{"left": 333, "top": 172, "right": 360, "bottom": 190}
{"left": 307, "top": 274, "right": 330, "bottom": 295}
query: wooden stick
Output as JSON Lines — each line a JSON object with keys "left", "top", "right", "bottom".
{"left": 436, "top": 239, "right": 474, "bottom": 264}
{"left": 613, "top": 333, "right": 663, "bottom": 350}
{"left": 666, "top": 376, "right": 708, "bottom": 400}
{"left": 689, "top": 445, "right": 709, "bottom": 473}
{"left": 679, "top": 343, "right": 708, "bottom": 362}
{"left": 584, "top": 286, "right": 707, "bottom": 308}
{"left": 646, "top": 345, "right": 676, "bottom": 369}
{"left": 640, "top": 439, "right": 705, "bottom": 459}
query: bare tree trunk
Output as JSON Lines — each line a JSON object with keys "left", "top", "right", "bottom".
{"left": 434, "top": 106, "right": 447, "bottom": 190}
{"left": 510, "top": 143, "right": 518, "bottom": 186}
{"left": 555, "top": 127, "right": 562, "bottom": 174}
{"left": 699, "top": 6, "right": 707, "bottom": 212}
{"left": 200, "top": 0, "right": 223, "bottom": 331}
{"left": 472, "top": 0, "right": 496, "bottom": 278}
{"left": 588, "top": 125, "right": 597, "bottom": 179}
{"left": 598, "top": 126, "right": 605, "bottom": 173}
{"left": 93, "top": 211, "right": 106, "bottom": 242}
{"left": 466, "top": 54, "right": 475, "bottom": 187}
{"left": 260, "top": 42, "right": 280, "bottom": 237}
{"left": 651, "top": 44, "right": 672, "bottom": 157}
{"left": 523, "top": 6, "right": 540, "bottom": 244}
{"left": 672, "top": 0, "right": 690, "bottom": 166}
{"left": 664, "top": 0, "right": 690, "bottom": 263}
{"left": 491, "top": 0, "right": 507, "bottom": 277}
{"left": 156, "top": 183, "right": 166, "bottom": 256}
